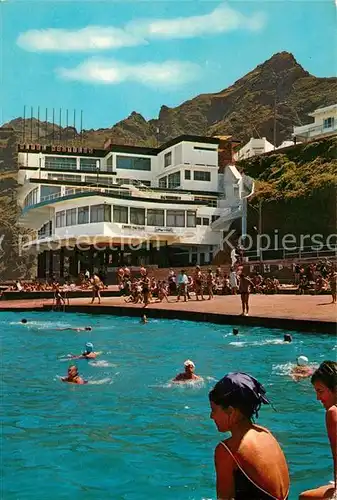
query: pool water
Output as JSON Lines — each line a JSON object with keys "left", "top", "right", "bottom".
{"left": 1, "top": 311, "right": 335, "bottom": 500}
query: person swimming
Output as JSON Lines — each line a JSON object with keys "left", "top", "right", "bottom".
{"left": 283, "top": 334, "right": 292, "bottom": 343}
{"left": 61, "top": 365, "right": 86, "bottom": 384}
{"left": 69, "top": 342, "right": 98, "bottom": 360}
{"left": 173, "top": 359, "right": 202, "bottom": 383}
{"left": 291, "top": 356, "right": 314, "bottom": 380}
{"left": 233, "top": 328, "right": 239, "bottom": 336}
{"left": 140, "top": 314, "right": 148, "bottom": 324}
{"left": 56, "top": 326, "right": 92, "bottom": 332}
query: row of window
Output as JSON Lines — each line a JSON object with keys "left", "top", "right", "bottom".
{"left": 55, "top": 205, "right": 197, "bottom": 228}
{"left": 163, "top": 147, "right": 216, "bottom": 169}
{"left": 158, "top": 170, "right": 211, "bottom": 189}
{"left": 24, "top": 187, "right": 39, "bottom": 208}
{"left": 44, "top": 155, "right": 152, "bottom": 172}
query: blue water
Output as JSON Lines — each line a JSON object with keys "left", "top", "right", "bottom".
{"left": 1, "top": 311, "right": 335, "bottom": 500}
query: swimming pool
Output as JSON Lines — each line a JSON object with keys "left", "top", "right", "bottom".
{"left": 1, "top": 311, "right": 335, "bottom": 500}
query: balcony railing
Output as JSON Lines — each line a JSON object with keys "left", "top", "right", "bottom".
{"left": 293, "top": 122, "right": 337, "bottom": 138}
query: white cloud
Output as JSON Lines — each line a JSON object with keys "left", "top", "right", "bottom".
{"left": 17, "top": 3, "right": 266, "bottom": 53}
{"left": 17, "top": 26, "right": 145, "bottom": 52}
{"left": 57, "top": 58, "right": 200, "bottom": 88}
{"left": 129, "top": 3, "right": 266, "bottom": 39}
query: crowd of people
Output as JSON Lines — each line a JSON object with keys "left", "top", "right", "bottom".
{"left": 1, "top": 259, "right": 336, "bottom": 313}
{"left": 114, "top": 261, "right": 337, "bottom": 314}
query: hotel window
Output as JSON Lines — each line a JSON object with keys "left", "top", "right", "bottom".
{"left": 158, "top": 177, "right": 167, "bottom": 189}
{"left": 66, "top": 208, "right": 77, "bottom": 226}
{"left": 185, "top": 170, "right": 191, "bottom": 180}
{"left": 168, "top": 171, "right": 180, "bottom": 189}
{"left": 113, "top": 205, "right": 128, "bottom": 224}
{"left": 116, "top": 155, "right": 151, "bottom": 171}
{"left": 196, "top": 217, "right": 202, "bottom": 225}
{"left": 80, "top": 158, "right": 100, "bottom": 171}
{"left": 56, "top": 211, "right": 66, "bottom": 228}
{"left": 323, "top": 117, "right": 335, "bottom": 129}
{"left": 194, "top": 171, "right": 211, "bottom": 182}
{"left": 78, "top": 206, "right": 89, "bottom": 224}
{"left": 47, "top": 173, "right": 80, "bottom": 182}
{"left": 90, "top": 204, "right": 111, "bottom": 223}
{"left": 24, "top": 187, "right": 39, "bottom": 208}
{"left": 130, "top": 207, "right": 145, "bottom": 225}
{"left": 45, "top": 156, "right": 77, "bottom": 171}
{"left": 38, "top": 221, "right": 52, "bottom": 239}
{"left": 187, "top": 211, "right": 196, "bottom": 227}
{"left": 164, "top": 151, "right": 172, "bottom": 167}
{"left": 202, "top": 218, "right": 210, "bottom": 226}
{"left": 166, "top": 210, "right": 185, "bottom": 227}
{"left": 40, "top": 186, "right": 61, "bottom": 200}
{"left": 106, "top": 155, "right": 113, "bottom": 172}
{"left": 147, "top": 209, "right": 164, "bottom": 226}
{"left": 233, "top": 185, "right": 240, "bottom": 197}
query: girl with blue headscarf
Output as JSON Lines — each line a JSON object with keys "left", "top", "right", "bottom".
{"left": 209, "top": 372, "right": 289, "bottom": 500}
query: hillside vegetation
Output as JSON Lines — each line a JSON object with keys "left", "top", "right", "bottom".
{"left": 238, "top": 137, "right": 337, "bottom": 239}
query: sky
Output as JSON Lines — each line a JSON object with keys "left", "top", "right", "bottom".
{"left": 1, "top": 0, "right": 336, "bottom": 131}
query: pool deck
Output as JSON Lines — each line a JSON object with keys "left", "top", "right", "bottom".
{"left": 0, "top": 294, "right": 336, "bottom": 333}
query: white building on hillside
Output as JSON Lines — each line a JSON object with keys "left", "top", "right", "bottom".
{"left": 293, "top": 104, "right": 337, "bottom": 142}
{"left": 234, "top": 137, "right": 274, "bottom": 160}
{"left": 17, "top": 135, "right": 254, "bottom": 279}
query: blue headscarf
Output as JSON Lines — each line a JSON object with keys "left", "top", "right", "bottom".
{"left": 209, "top": 372, "right": 270, "bottom": 419}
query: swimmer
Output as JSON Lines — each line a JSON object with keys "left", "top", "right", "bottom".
{"left": 56, "top": 326, "right": 92, "bottom": 332}
{"left": 173, "top": 359, "right": 202, "bottom": 383}
{"left": 20, "top": 319, "right": 28, "bottom": 324}
{"left": 61, "top": 365, "right": 86, "bottom": 384}
{"left": 232, "top": 328, "right": 239, "bottom": 336}
{"left": 291, "top": 356, "right": 314, "bottom": 381}
{"left": 69, "top": 342, "right": 99, "bottom": 360}
{"left": 283, "top": 334, "right": 292, "bottom": 343}
{"left": 140, "top": 314, "right": 148, "bottom": 324}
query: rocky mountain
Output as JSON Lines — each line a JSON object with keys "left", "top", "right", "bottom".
{"left": 3, "top": 51, "right": 337, "bottom": 148}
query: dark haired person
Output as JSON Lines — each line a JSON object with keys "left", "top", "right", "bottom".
{"left": 299, "top": 361, "right": 337, "bottom": 500}
{"left": 209, "top": 372, "right": 289, "bottom": 500}
{"left": 61, "top": 365, "right": 86, "bottom": 384}
{"left": 238, "top": 272, "right": 255, "bottom": 316}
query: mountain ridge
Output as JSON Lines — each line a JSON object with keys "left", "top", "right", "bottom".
{"left": 3, "top": 51, "right": 337, "bottom": 149}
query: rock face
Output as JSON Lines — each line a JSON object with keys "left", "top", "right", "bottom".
{"left": 3, "top": 52, "right": 337, "bottom": 148}
{"left": 0, "top": 128, "right": 36, "bottom": 280}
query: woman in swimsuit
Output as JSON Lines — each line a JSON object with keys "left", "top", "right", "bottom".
{"left": 209, "top": 372, "right": 289, "bottom": 500}
{"left": 299, "top": 360, "right": 337, "bottom": 500}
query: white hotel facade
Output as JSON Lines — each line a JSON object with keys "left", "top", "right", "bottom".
{"left": 17, "top": 135, "right": 254, "bottom": 279}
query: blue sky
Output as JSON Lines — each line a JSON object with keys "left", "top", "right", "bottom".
{"left": 1, "top": 0, "right": 336, "bottom": 130}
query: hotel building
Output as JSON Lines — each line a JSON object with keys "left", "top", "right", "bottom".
{"left": 17, "top": 135, "right": 254, "bottom": 280}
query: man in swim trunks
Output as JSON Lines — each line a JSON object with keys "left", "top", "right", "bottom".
{"left": 173, "top": 360, "right": 202, "bottom": 382}
{"left": 238, "top": 272, "right": 255, "bottom": 316}
{"left": 61, "top": 365, "right": 86, "bottom": 384}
